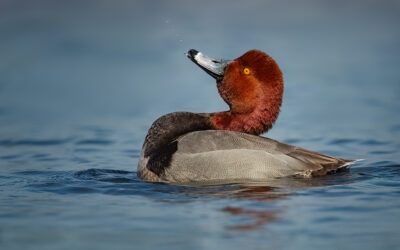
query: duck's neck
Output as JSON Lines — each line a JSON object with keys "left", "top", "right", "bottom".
{"left": 211, "top": 92, "right": 282, "bottom": 135}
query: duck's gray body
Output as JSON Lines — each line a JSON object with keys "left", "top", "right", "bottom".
{"left": 137, "top": 119, "right": 353, "bottom": 184}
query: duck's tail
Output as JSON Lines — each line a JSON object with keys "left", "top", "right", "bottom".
{"left": 287, "top": 146, "right": 362, "bottom": 177}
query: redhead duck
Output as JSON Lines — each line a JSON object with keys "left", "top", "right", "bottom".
{"left": 137, "top": 49, "right": 354, "bottom": 183}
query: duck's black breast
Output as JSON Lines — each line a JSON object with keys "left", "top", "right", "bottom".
{"left": 142, "top": 112, "right": 213, "bottom": 176}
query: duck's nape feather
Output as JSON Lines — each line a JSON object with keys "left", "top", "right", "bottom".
{"left": 153, "top": 130, "right": 353, "bottom": 183}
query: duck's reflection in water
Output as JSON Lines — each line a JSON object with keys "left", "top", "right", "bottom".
{"left": 222, "top": 206, "right": 279, "bottom": 230}
{"left": 198, "top": 176, "right": 346, "bottom": 230}
{"left": 219, "top": 184, "right": 288, "bottom": 230}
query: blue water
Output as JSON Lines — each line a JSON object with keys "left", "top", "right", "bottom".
{"left": 1, "top": 1, "right": 400, "bottom": 249}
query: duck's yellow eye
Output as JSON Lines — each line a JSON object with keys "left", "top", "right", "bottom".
{"left": 243, "top": 67, "right": 251, "bottom": 75}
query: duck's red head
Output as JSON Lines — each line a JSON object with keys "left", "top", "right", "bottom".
{"left": 187, "top": 49, "right": 283, "bottom": 135}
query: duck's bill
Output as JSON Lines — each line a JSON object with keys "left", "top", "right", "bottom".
{"left": 186, "top": 49, "right": 231, "bottom": 82}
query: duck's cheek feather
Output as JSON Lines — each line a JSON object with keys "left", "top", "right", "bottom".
{"left": 218, "top": 79, "right": 259, "bottom": 114}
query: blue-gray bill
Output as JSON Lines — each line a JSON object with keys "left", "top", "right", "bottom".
{"left": 186, "top": 49, "right": 231, "bottom": 82}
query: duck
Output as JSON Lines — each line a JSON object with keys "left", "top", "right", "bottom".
{"left": 137, "top": 49, "right": 354, "bottom": 184}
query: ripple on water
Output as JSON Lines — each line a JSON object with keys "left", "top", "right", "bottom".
{"left": 71, "top": 157, "right": 91, "bottom": 164}
{"left": 369, "top": 150, "right": 396, "bottom": 155}
{"left": 73, "top": 148, "right": 103, "bottom": 153}
{"left": 390, "top": 124, "right": 400, "bottom": 132}
{"left": 74, "top": 168, "right": 133, "bottom": 181}
{"left": 0, "top": 154, "right": 21, "bottom": 160}
{"left": 328, "top": 138, "right": 389, "bottom": 146}
{"left": 328, "top": 138, "right": 359, "bottom": 145}
{"left": 32, "top": 153, "right": 50, "bottom": 158}
{"left": 79, "top": 126, "right": 114, "bottom": 137}
{"left": 359, "top": 139, "right": 389, "bottom": 146}
{"left": 75, "top": 139, "right": 114, "bottom": 145}
{"left": 15, "top": 170, "right": 52, "bottom": 175}
{"left": 121, "top": 149, "right": 141, "bottom": 158}
{"left": 0, "top": 138, "right": 72, "bottom": 146}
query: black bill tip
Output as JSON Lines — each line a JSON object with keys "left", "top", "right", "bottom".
{"left": 187, "top": 49, "right": 199, "bottom": 59}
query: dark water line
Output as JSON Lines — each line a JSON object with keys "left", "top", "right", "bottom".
{"left": 0, "top": 138, "right": 73, "bottom": 147}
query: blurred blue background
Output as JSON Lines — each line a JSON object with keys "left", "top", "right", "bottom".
{"left": 0, "top": 1, "right": 400, "bottom": 249}
{"left": 1, "top": 0, "right": 399, "bottom": 138}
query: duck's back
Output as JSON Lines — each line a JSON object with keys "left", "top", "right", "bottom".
{"left": 138, "top": 130, "right": 353, "bottom": 184}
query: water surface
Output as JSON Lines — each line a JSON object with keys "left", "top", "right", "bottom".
{"left": 1, "top": 1, "right": 400, "bottom": 249}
